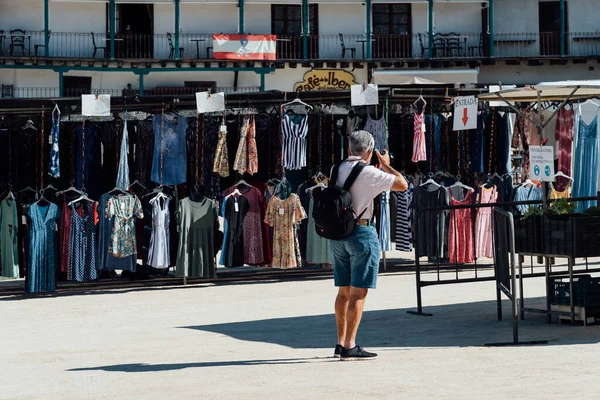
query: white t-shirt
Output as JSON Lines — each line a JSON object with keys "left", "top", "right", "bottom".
{"left": 334, "top": 156, "right": 396, "bottom": 220}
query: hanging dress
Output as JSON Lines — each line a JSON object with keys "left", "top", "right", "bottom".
{"left": 475, "top": 186, "right": 497, "bottom": 259}
{"left": 513, "top": 185, "right": 543, "bottom": 216}
{"left": 233, "top": 117, "right": 250, "bottom": 175}
{"left": 379, "top": 191, "right": 392, "bottom": 252}
{"left": 48, "top": 107, "right": 60, "bottom": 178}
{"left": 448, "top": 190, "right": 475, "bottom": 264}
{"left": 572, "top": 109, "right": 599, "bottom": 212}
{"left": 412, "top": 111, "right": 427, "bottom": 163}
{"left": 0, "top": 198, "right": 19, "bottom": 278}
{"left": 147, "top": 197, "right": 171, "bottom": 269}
{"left": 176, "top": 197, "right": 217, "bottom": 278}
{"left": 213, "top": 124, "right": 230, "bottom": 177}
{"left": 105, "top": 194, "right": 144, "bottom": 258}
{"left": 282, "top": 113, "right": 309, "bottom": 170}
{"left": 26, "top": 202, "right": 60, "bottom": 293}
{"left": 395, "top": 183, "right": 414, "bottom": 252}
{"left": 246, "top": 116, "right": 259, "bottom": 175}
{"left": 364, "top": 114, "right": 388, "bottom": 151}
{"left": 305, "top": 192, "right": 332, "bottom": 264}
{"left": 116, "top": 116, "right": 130, "bottom": 190}
{"left": 68, "top": 202, "right": 98, "bottom": 282}
{"left": 549, "top": 181, "right": 571, "bottom": 200}
{"left": 264, "top": 194, "right": 306, "bottom": 269}
{"left": 220, "top": 194, "right": 250, "bottom": 267}
{"left": 555, "top": 107, "right": 575, "bottom": 192}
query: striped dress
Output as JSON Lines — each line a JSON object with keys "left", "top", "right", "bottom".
{"left": 282, "top": 113, "right": 309, "bottom": 170}
{"left": 412, "top": 111, "right": 427, "bottom": 163}
{"left": 395, "top": 183, "right": 413, "bottom": 252}
{"left": 555, "top": 107, "right": 575, "bottom": 192}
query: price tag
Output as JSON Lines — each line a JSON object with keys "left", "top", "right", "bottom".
{"left": 279, "top": 208, "right": 285, "bottom": 215}
{"left": 48, "top": 134, "right": 53, "bottom": 145}
{"left": 234, "top": 201, "right": 239, "bottom": 212}
{"left": 22, "top": 215, "right": 27, "bottom": 225}
{"left": 220, "top": 124, "right": 227, "bottom": 133}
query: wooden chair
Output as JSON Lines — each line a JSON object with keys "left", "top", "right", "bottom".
{"left": 418, "top": 33, "right": 429, "bottom": 58}
{"left": 469, "top": 35, "right": 484, "bottom": 57}
{"left": 34, "top": 30, "right": 51, "bottom": 57}
{"left": 167, "top": 33, "right": 184, "bottom": 58}
{"left": 206, "top": 46, "right": 213, "bottom": 58}
{"left": 91, "top": 32, "right": 106, "bottom": 58}
{"left": 9, "top": 29, "right": 30, "bottom": 56}
{"left": 339, "top": 33, "right": 356, "bottom": 58}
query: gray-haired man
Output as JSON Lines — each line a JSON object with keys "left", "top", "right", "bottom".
{"left": 332, "top": 130, "right": 408, "bottom": 361}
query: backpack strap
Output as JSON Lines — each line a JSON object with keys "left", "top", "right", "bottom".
{"left": 342, "top": 162, "right": 366, "bottom": 191}
{"left": 330, "top": 163, "right": 341, "bottom": 188}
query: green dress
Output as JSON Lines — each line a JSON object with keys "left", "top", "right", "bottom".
{"left": 306, "top": 194, "right": 332, "bottom": 264}
{"left": 0, "top": 198, "right": 19, "bottom": 278}
{"left": 176, "top": 198, "right": 217, "bottom": 278}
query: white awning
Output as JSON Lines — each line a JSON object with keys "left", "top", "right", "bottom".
{"left": 372, "top": 68, "right": 479, "bottom": 85}
{"left": 479, "top": 83, "right": 600, "bottom": 103}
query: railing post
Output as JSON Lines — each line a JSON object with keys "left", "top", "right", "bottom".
{"left": 58, "top": 71, "right": 64, "bottom": 97}
{"left": 44, "top": 0, "right": 49, "bottom": 57}
{"left": 365, "top": 0, "right": 372, "bottom": 59}
{"left": 489, "top": 0, "right": 495, "bottom": 57}
{"left": 139, "top": 73, "right": 145, "bottom": 96}
{"left": 175, "top": 0, "right": 181, "bottom": 59}
{"left": 238, "top": 0, "right": 245, "bottom": 34}
{"left": 109, "top": 0, "right": 115, "bottom": 59}
{"left": 302, "top": 0, "right": 308, "bottom": 59}
{"left": 260, "top": 72, "right": 265, "bottom": 92}
{"left": 428, "top": 0, "right": 434, "bottom": 58}
{"left": 560, "top": 0, "right": 565, "bottom": 56}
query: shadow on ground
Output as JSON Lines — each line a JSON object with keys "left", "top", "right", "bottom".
{"left": 68, "top": 297, "right": 600, "bottom": 373}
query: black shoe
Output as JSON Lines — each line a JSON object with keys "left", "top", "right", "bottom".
{"left": 334, "top": 344, "right": 343, "bottom": 358}
{"left": 340, "top": 346, "right": 378, "bottom": 361}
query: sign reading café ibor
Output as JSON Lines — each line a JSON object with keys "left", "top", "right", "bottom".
{"left": 294, "top": 69, "right": 357, "bottom": 91}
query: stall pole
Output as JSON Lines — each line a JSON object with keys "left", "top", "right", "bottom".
{"left": 44, "top": 0, "right": 49, "bottom": 57}
{"left": 365, "top": 0, "right": 372, "bottom": 59}
{"left": 238, "top": 0, "right": 245, "bottom": 34}
{"left": 174, "top": 0, "right": 181, "bottom": 59}
{"left": 58, "top": 71, "right": 63, "bottom": 97}
{"left": 560, "top": 0, "right": 565, "bottom": 57}
{"left": 302, "top": 0, "right": 309, "bottom": 60}
{"left": 138, "top": 73, "right": 145, "bottom": 96}
{"left": 428, "top": 0, "right": 434, "bottom": 59}
{"left": 488, "top": 0, "right": 495, "bottom": 57}
{"left": 109, "top": 0, "right": 115, "bottom": 60}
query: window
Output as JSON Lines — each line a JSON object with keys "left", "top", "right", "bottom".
{"left": 539, "top": 1, "right": 568, "bottom": 55}
{"left": 373, "top": 4, "right": 411, "bottom": 35}
{"left": 271, "top": 4, "right": 319, "bottom": 59}
{"left": 63, "top": 76, "right": 92, "bottom": 97}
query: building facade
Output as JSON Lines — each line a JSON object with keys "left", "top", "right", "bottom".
{"left": 0, "top": 0, "right": 598, "bottom": 98}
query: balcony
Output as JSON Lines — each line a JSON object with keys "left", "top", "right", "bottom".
{"left": 1, "top": 86, "right": 261, "bottom": 99}
{"left": 2, "top": 31, "right": 600, "bottom": 61}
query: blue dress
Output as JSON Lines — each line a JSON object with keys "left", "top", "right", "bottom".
{"left": 69, "top": 202, "right": 98, "bottom": 282}
{"left": 572, "top": 112, "right": 599, "bottom": 212}
{"left": 151, "top": 114, "right": 188, "bottom": 185}
{"left": 26, "top": 202, "right": 61, "bottom": 293}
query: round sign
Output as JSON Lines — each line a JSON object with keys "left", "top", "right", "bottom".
{"left": 534, "top": 165, "right": 541, "bottom": 176}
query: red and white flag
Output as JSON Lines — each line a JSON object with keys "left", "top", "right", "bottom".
{"left": 212, "top": 34, "right": 277, "bottom": 61}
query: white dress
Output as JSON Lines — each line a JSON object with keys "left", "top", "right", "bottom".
{"left": 147, "top": 197, "right": 170, "bottom": 268}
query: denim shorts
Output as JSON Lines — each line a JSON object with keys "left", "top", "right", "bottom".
{"left": 330, "top": 224, "right": 381, "bottom": 289}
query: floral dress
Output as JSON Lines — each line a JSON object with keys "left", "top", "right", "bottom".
{"left": 246, "top": 116, "right": 258, "bottom": 175}
{"left": 105, "top": 194, "right": 144, "bottom": 258}
{"left": 264, "top": 194, "right": 306, "bottom": 269}
{"left": 233, "top": 117, "right": 250, "bottom": 175}
{"left": 213, "top": 124, "right": 230, "bottom": 177}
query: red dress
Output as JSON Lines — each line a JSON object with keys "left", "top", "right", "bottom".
{"left": 448, "top": 190, "right": 475, "bottom": 264}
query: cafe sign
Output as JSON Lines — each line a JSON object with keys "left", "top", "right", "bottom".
{"left": 294, "top": 69, "right": 357, "bottom": 92}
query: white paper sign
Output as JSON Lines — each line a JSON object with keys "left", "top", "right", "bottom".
{"left": 350, "top": 84, "right": 379, "bottom": 106}
{"left": 530, "top": 146, "right": 555, "bottom": 182}
{"left": 453, "top": 95, "right": 478, "bottom": 131}
{"left": 196, "top": 91, "right": 225, "bottom": 114}
{"left": 81, "top": 94, "right": 111, "bottom": 117}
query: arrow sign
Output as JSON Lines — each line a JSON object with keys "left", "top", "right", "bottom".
{"left": 453, "top": 95, "right": 477, "bottom": 131}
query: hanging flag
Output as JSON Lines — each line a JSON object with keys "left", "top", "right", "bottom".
{"left": 212, "top": 34, "right": 277, "bottom": 61}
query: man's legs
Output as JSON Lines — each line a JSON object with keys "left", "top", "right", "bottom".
{"left": 335, "top": 286, "right": 350, "bottom": 345}
{"left": 343, "top": 287, "right": 368, "bottom": 348}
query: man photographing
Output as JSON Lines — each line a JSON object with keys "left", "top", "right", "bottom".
{"left": 330, "top": 130, "right": 408, "bottom": 361}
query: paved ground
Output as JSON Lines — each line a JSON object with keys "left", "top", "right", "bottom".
{"left": 2, "top": 269, "right": 600, "bottom": 400}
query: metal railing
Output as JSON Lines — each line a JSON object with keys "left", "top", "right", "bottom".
{"left": 4, "top": 30, "right": 600, "bottom": 60}
{"left": 7, "top": 86, "right": 260, "bottom": 99}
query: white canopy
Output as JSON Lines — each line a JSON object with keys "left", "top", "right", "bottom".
{"left": 372, "top": 68, "right": 479, "bottom": 86}
{"left": 479, "top": 82, "right": 600, "bottom": 103}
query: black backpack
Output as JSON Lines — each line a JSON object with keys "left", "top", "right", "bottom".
{"left": 312, "top": 162, "right": 366, "bottom": 240}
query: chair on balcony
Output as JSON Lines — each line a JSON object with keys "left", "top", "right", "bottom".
{"left": 91, "top": 33, "right": 106, "bottom": 58}
{"left": 1, "top": 84, "right": 14, "bottom": 99}
{"left": 339, "top": 33, "right": 356, "bottom": 59}
{"left": 9, "top": 29, "right": 30, "bottom": 56}
{"left": 445, "top": 33, "right": 465, "bottom": 57}
{"left": 469, "top": 35, "right": 484, "bottom": 57}
{"left": 418, "top": 33, "right": 429, "bottom": 58}
{"left": 34, "top": 30, "right": 52, "bottom": 57}
{"left": 167, "top": 33, "right": 185, "bottom": 59}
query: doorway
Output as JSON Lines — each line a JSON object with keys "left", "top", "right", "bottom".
{"left": 271, "top": 4, "right": 318, "bottom": 59}
{"left": 106, "top": 4, "right": 154, "bottom": 58}
{"left": 539, "top": 1, "right": 567, "bottom": 56}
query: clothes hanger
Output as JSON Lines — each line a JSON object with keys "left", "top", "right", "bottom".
{"left": 420, "top": 174, "right": 441, "bottom": 188}
{"left": 225, "top": 188, "right": 242, "bottom": 199}
{"left": 56, "top": 184, "right": 84, "bottom": 196}
{"left": 129, "top": 180, "right": 148, "bottom": 192}
{"left": 305, "top": 182, "right": 326, "bottom": 193}
{"left": 236, "top": 179, "right": 251, "bottom": 188}
{"left": 21, "top": 119, "right": 37, "bottom": 130}
{"left": 449, "top": 176, "right": 474, "bottom": 193}
{"left": 554, "top": 171, "right": 573, "bottom": 181}
{"left": 68, "top": 191, "right": 94, "bottom": 206}
{"left": 522, "top": 178, "right": 535, "bottom": 187}
{"left": 433, "top": 171, "right": 445, "bottom": 178}
{"left": 15, "top": 186, "right": 36, "bottom": 195}
{"left": 282, "top": 96, "right": 313, "bottom": 110}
